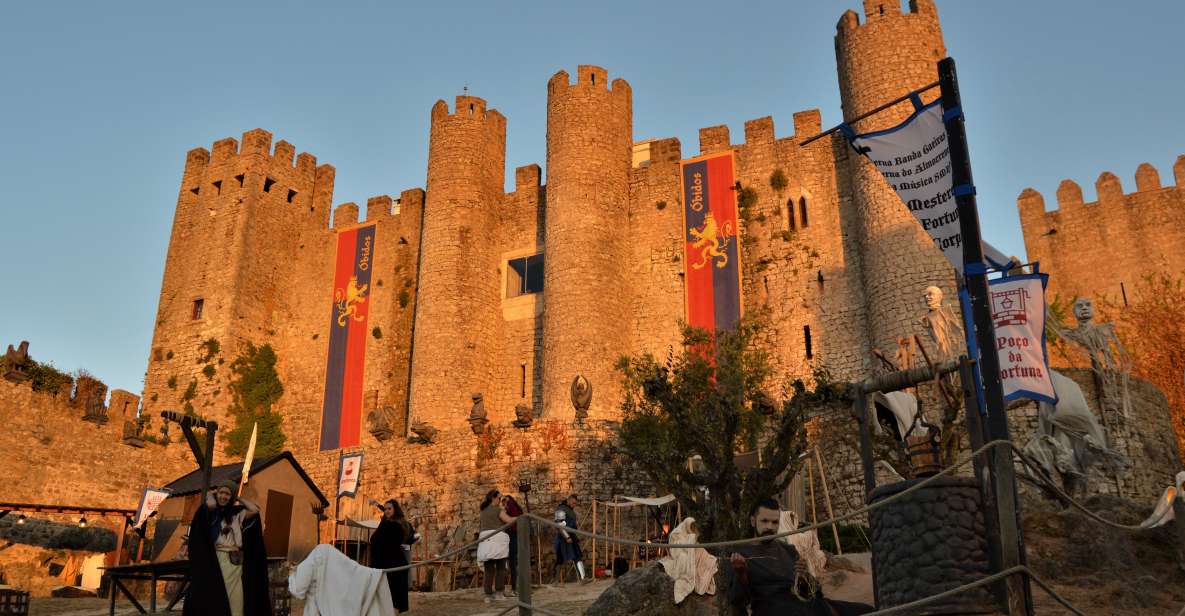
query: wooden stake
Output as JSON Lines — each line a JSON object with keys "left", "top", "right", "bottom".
{"left": 814, "top": 446, "right": 843, "bottom": 555}
{"left": 592, "top": 501, "right": 597, "bottom": 579}
{"left": 807, "top": 459, "right": 819, "bottom": 525}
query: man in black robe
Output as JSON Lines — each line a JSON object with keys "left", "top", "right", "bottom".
{"left": 729, "top": 498, "right": 872, "bottom": 616}
{"left": 183, "top": 484, "right": 272, "bottom": 616}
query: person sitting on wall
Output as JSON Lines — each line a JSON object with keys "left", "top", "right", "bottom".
{"left": 183, "top": 480, "right": 271, "bottom": 616}
{"left": 729, "top": 498, "right": 872, "bottom": 616}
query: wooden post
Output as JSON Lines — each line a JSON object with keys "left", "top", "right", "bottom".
{"left": 535, "top": 527, "right": 543, "bottom": 585}
{"left": 813, "top": 447, "right": 843, "bottom": 555}
{"left": 807, "top": 459, "right": 819, "bottom": 525}
{"left": 517, "top": 516, "right": 532, "bottom": 616}
{"left": 603, "top": 501, "right": 610, "bottom": 575}
{"left": 591, "top": 501, "right": 597, "bottom": 579}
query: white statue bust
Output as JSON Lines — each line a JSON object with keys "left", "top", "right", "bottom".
{"left": 920, "top": 286, "right": 963, "bottom": 362}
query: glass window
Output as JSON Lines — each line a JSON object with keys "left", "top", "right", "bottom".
{"left": 507, "top": 253, "right": 544, "bottom": 298}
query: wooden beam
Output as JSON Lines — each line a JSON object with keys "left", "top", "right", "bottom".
{"left": 857, "top": 359, "right": 963, "bottom": 395}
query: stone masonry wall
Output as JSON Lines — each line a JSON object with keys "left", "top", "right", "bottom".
{"left": 0, "top": 380, "right": 194, "bottom": 596}
{"left": 295, "top": 420, "right": 653, "bottom": 566}
{"left": 0, "top": 380, "right": 193, "bottom": 508}
{"left": 1018, "top": 158, "right": 1185, "bottom": 305}
{"left": 806, "top": 369, "right": 1181, "bottom": 527}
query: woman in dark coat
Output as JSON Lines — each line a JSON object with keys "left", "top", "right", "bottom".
{"left": 368, "top": 498, "right": 416, "bottom": 613}
{"left": 501, "top": 495, "right": 525, "bottom": 591}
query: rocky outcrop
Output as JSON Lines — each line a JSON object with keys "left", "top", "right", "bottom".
{"left": 584, "top": 561, "right": 741, "bottom": 616}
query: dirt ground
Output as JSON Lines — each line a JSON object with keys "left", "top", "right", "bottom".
{"left": 25, "top": 512, "right": 1185, "bottom": 616}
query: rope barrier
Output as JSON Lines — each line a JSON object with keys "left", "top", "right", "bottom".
{"left": 523, "top": 438, "right": 1009, "bottom": 549}
{"left": 863, "top": 566, "right": 1084, "bottom": 616}
{"left": 376, "top": 519, "right": 516, "bottom": 573}
{"left": 351, "top": 438, "right": 1182, "bottom": 614}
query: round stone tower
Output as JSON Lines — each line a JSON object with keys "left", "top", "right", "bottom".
{"left": 408, "top": 95, "right": 506, "bottom": 429}
{"left": 542, "top": 66, "right": 632, "bottom": 421}
{"left": 835, "top": 0, "right": 958, "bottom": 364}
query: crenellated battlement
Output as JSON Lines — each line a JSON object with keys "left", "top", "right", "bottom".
{"left": 365, "top": 195, "right": 394, "bottom": 222}
{"left": 692, "top": 109, "right": 825, "bottom": 155}
{"left": 178, "top": 128, "right": 333, "bottom": 217}
{"left": 515, "top": 164, "right": 541, "bottom": 192}
{"left": 332, "top": 202, "right": 359, "bottom": 228}
{"left": 430, "top": 95, "right": 506, "bottom": 132}
{"left": 837, "top": 0, "right": 937, "bottom": 34}
{"left": 1016, "top": 157, "right": 1184, "bottom": 220}
{"left": 547, "top": 65, "right": 631, "bottom": 99}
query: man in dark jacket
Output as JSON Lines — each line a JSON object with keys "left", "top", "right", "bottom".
{"left": 729, "top": 498, "right": 872, "bottom": 616}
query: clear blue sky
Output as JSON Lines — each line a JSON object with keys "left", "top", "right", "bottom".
{"left": 1, "top": 1, "right": 1181, "bottom": 395}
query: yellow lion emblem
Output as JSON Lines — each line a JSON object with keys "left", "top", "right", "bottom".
{"left": 690, "top": 209, "right": 732, "bottom": 270}
{"left": 334, "top": 276, "right": 369, "bottom": 327}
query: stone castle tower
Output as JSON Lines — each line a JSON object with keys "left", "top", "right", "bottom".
{"left": 141, "top": 0, "right": 968, "bottom": 511}
{"left": 835, "top": 0, "right": 959, "bottom": 362}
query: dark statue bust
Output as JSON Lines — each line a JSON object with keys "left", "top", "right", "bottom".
{"left": 367, "top": 405, "right": 398, "bottom": 442}
{"left": 3, "top": 340, "right": 31, "bottom": 383}
{"left": 512, "top": 400, "right": 534, "bottom": 428}
{"left": 468, "top": 392, "right": 488, "bottom": 435}
{"left": 408, "top": 419, "right": 439, "bottom": 444}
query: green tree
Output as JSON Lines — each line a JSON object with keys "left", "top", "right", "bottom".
{"left": 224, "top": 343, "right": 286, "bottom": 457}
{"left": 616, "top": 317, "right": 813, "bottom": 541}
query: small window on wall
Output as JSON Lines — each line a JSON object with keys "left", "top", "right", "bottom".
{"left": 507, "top": 253, "right": 544, "bottom": 298}
{"left": 192, "top": 299, "right": 204, "bottom": 320}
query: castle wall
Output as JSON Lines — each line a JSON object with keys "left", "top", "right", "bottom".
{"left": 489, "top": 165, "right": 546, "bottom": 418}
{"left": 0, "top": 380, "right": 194, "bottom": 596}
{"left": 294, "top": 421, "right": 651, "bottom": 562}
{"left": 806, "top": 369, "right": 1181, "bottom": 525}
{"left": 627, "top": 138, "right": 686, "bottom": 362}
{"left": 0, "top": 381, "right": 193, "bottom": 507}
{"left": 1018, "top": 157, "right": 1185, "bottom": 304}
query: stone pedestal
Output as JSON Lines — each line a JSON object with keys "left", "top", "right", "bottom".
{"left": 869, "top": 476, "right": 997, "bottom": 614}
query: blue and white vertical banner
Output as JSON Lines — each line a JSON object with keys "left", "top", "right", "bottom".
{"left": 337, "top": 452, "right": 364, "bottom": 498}
{"left": 845, "top": 97, "right": 963, "bottom": 274}
{"left": 989, "top": 273, "right": 1056, "bottom": 404}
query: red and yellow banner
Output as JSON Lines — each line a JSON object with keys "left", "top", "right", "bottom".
{"left": 680, "top": 152, "right": 743, "bottom": 334}
{"left": 319, "top": 224, "right": 376, "bottom": 451}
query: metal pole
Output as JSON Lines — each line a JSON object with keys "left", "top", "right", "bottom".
{"left": 938, "top": 56, "right": 1033, "bottom": 616}
{"left": 516, "top": 516, "right": 532, "bottom": 615}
